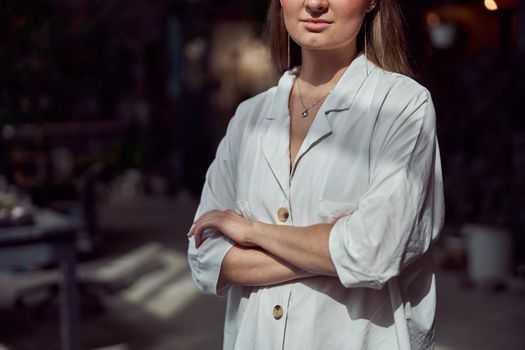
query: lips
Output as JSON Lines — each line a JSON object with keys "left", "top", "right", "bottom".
{"left": 300, "top": 18, "right": 333, "bottom": 32}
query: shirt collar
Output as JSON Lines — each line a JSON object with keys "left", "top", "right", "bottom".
{"left": 267, "top": 53, "right": 376, "bottom": 120}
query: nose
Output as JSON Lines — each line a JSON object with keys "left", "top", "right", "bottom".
{"left": 305, "top": 0, "right": 328, "bottom": 14}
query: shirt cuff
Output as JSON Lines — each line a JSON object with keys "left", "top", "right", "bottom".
{"left": 328, "top": 215, "right": 383, "bottom": 289}
{"left": 188, "top": 230, "right": 234, "bottom": 296}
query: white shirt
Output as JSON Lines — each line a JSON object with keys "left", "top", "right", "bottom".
{"left": 187, "top": 54, "right": 445, "bottom": 350}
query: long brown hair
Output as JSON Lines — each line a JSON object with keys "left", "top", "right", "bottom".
{"left": 265, "top": 0, "right": 413, "bottom": 77}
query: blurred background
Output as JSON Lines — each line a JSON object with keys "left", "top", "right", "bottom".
{"left": 0, "top": 0, "right": 524, "bottom": 349}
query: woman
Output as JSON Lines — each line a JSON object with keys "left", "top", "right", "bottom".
{"left": 187, "top": 0, "right": 444, "bottom": 349}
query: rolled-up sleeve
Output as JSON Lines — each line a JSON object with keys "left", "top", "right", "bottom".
{"left": 328, "top": 92, "right": 445, "bottom": 289}
{"left": 187, "top": 117, "right": 238, "bottom": 296}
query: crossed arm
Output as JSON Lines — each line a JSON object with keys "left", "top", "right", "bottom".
{"left": 187, "top": 210, "right": 338, "bottom": 289}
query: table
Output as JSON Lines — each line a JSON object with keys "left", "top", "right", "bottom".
{"left": 0, "top": 210, "right": 80, "bottom": 350}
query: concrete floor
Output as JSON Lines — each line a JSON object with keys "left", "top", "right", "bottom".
{"left": 0, "top": 194, "right": 524, "bottom": 350}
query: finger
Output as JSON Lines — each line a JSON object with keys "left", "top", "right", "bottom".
{"left": 192, "top": 222, "right": 214, "bottom": 248}
{"left": 192, "top": 215, "right": 218, "bottom": 232}
{"left": 197, "top": 213, "right": 229, "bottom": 231}
{"left": 195, "top": 230, "right": 202, "bottom": 248}
{"left": 199, "top": 231, "right": 210, "bottom": 247}
{"left": 187, "top": 222, "right": 198, "bottom": 237}
{"left": 198, "top": 209, "right": 238, "bottom": 224}
{"left": 187, "top": 221, "right": 203, "bottom": 237}
{"left": 194, "top": 210, "right": 220, "bottom": 223}
{"left": 193, "top": 224, "right": 205, "bottom": 248}
{"left": 194, "top": 228, "right": 212, "bottom": 248}
{"left": 187, "top": 223, "right": 196, "bottom": 237}
{"left": 190, "top": 210, "right": 234, "bottom": 243}
{"left": 191, "top": 213, "right": 213, "bottom": 235}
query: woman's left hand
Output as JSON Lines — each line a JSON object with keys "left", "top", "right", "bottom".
{"left": 187, "top": 210, "right": 256, "bottom": 248}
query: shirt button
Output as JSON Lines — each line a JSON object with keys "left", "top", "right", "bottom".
{"left": 273, "top": 305, "right": 284, "bottom": 320}
{"left": 277, "top": 207, "right": 289, "bottom": 222}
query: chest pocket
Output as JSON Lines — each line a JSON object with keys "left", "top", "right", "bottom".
{"left": 317, "top": 199, "right": 356, "bottom": 222}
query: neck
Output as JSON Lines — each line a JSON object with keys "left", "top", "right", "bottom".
{"left": 298, "top": 43, "right": 358, "bottom": 87}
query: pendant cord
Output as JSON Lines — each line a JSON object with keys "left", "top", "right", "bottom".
{"left": 296, "top": 79, "right": 332, "bottom": 118}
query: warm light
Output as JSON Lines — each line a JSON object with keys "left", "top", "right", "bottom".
{"left": 484, "top": 0, "right": 498, "bottom": 11}
{"left": 426, "top": 12, "right": 441, "bottom": 27}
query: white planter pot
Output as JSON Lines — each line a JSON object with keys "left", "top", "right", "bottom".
{"left": 462, "top": 224, "right": 512, "bottom": 284}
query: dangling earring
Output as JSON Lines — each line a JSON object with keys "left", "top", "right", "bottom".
{"left": 281, "top": 8, "right": 291, "bottom": 71}
{"left": 287, "top": 33, "right": 291, "bottom": 70}
{"left": 364, "top": 17, "right": 369, "bottom": 76}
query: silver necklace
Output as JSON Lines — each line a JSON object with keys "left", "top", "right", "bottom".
{"left": 296, "top": 79, "right": 332, "bottom": 118}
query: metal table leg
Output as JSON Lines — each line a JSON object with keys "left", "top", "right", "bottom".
{"left": 60, "top": 243, "right": 80, "bottom": 350}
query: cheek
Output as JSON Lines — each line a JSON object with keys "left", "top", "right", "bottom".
{"left": 280, "top": 1, "right": 297, "bottom": 23}
{"left": 280, "top": 0, "right": 298, "bottom": 16}
{"left": 334, "top": 4, "right": 367, "bottom": 36}
{"left": 334, "top": 0, "right": 368, "bottom": 22}
{"left": 281, "top": 4, "right": 301, "bottom": 39}
{"left": 339, "top": 14, "right": 365, "bottom": 35}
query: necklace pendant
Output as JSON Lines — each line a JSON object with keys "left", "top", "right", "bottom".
{"left": 301, "top": 109, "right": 309, "bottom": 118}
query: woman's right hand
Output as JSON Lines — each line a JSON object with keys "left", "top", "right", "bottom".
{"left": 187, "top": 210, "right": 257, "bottom": 248}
